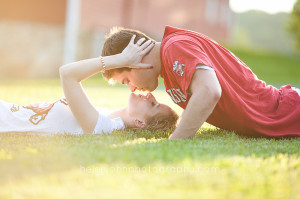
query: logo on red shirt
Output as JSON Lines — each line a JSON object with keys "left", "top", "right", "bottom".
{"left": 173, "top": 61, "right": 185, "bottom": 77}
{"left": 166, "top": 88, "right": 186, "bottom": 104}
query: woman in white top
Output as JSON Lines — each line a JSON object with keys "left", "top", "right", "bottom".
{"left": 0, "top": 36, "right": 178, "bottom": 135}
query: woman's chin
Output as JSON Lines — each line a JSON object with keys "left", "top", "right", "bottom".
{"left": 129, "top": 92, "right": 138, "bottom": 98}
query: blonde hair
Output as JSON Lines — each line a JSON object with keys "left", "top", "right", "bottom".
{"left": 145, "top": 108, "right": 179, "bottom": 132}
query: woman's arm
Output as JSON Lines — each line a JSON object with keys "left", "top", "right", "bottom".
{"left": 59, "top": 36, "right": 154, "bottom": 133}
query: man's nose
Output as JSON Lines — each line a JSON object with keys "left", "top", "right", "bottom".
{"left": 129, "top": 85, "right": 136, "bottom": 92}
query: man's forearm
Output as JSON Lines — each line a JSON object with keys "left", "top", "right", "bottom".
{"left": 169, "top": 87, "right": 220, "bottom": 139}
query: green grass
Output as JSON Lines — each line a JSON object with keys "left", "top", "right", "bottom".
{"left": 0, "top": 78, "right": 299, "bottom": 199}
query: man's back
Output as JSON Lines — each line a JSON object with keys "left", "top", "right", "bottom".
{"left": 160, "top": 26, "right": 300, "bottom": 137}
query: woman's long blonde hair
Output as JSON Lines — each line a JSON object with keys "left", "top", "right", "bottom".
{"left": 145, "top": 108, "right": 179, "bottom": 131}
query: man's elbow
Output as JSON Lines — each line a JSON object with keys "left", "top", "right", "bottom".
{"left": 193, "top": 85, "right": 221, "bottom": 104}
{"left": 211, "top": 87, "right": 222, "bottom": 102}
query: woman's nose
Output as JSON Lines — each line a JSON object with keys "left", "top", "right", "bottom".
{"left": 146, "top": 93, "right": 154, "bottom": 100}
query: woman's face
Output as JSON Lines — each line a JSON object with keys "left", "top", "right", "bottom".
{"left": 128, "top": 92, "right": 170, "bottom": 121}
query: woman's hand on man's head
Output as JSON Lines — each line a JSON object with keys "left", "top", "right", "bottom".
{"left": 120, "top": 35, "right": 155, "bottom": 69}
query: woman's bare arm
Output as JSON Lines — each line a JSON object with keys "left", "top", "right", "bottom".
{"left": 59, "top": 36, "right": 154, "bottom": 133}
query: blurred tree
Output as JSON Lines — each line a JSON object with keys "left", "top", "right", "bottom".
{"left": 235, "top": 10, "right": 293, "bottom": 53}
{"left": 288, "top": 0, "right": 300, "bottom": 50}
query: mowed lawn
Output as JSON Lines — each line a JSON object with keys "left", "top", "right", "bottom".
{"left": 0, "top": 49, "right": 300, "bottom": 199}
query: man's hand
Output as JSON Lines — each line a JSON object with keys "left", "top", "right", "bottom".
{"left": 169, "top": 68, "right": 221, "bottom": 139}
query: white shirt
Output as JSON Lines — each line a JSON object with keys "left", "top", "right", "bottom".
{"left": 0, "top": 98, "right": 125, "bottom": 135}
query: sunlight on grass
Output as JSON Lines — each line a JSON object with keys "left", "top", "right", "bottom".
{"left": 25, "top": 147, "right": 39, "bottom": 154}
{"left": 1, "top": 153, "right": 299, "bottom": 199}
{"left": 0, "top": 149, "right": 13, "bottom": 160}
{"left": 111, "top": 137, "right": 163, "bottom": 149}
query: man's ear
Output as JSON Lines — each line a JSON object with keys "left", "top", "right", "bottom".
{"left": 134, "top": 119, "right": 146, "bottom": 129}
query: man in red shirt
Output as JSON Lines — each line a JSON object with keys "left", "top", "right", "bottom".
{"left": 101, "top": 26, "right": 300, "bottom": 139}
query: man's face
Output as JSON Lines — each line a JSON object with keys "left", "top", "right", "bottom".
{"left": 113, "top": 68, "right": 159, "bottom": 92}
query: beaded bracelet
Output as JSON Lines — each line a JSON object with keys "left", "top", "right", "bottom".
{"left": 100, "top": 56, "right": 106, "bottom": 73}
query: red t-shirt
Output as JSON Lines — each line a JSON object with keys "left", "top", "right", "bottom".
{"left": 160, "top": 26, "right": 300, "bottom": 137}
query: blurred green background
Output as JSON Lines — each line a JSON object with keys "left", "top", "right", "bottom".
{"left": 0, "top": 0, "right": 299, "bottom": 85}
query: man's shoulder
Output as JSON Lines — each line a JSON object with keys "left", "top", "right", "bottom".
{"left": 162, "top": 33, "right": 191, "bottom": 47}
{"left": 161, "top": 34, "right": 201, "bottom": 57}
